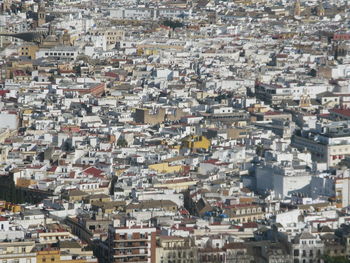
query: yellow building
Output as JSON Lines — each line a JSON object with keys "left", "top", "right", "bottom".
{"left": 144, "top": 48, "right": 157, "bottom": 55}
{"left": 223, "top": 204, "right": 264, "bottom": 223}
{"left": 0, "top": 129, "right": 16, "bottom": 143}
{"left": 125, "top": 200, "right": 178, "bottom": 214}
{"left": 11, "top": 60, "right": 34, "bottom": 71}
{"left": 38, "top": 230, "right": 74, "bottom": 244}
{"left": 37, "top": 249, "right": 97, "bottom": 263}
{"left": 16, "top": 177, "right": 37, "bottom": 188}
{"left": 83, "top": 194, "right": 111, "bottom": 204}
{"left": 89, "top": 28, "right": 124, "bottom": 46}
{"left": 180, "top": 135, "right": 211, "bottom": 151}
{"left": 0, "top": 200, "right": 22, "bottom": 213}
{"left": 154, "top": 177, "right": 197, "bottom": 192}
{"left": 18, "top": 44, "right": 39, "bottom": 59}
{"left": 156, "top": 236, "right": 198, "bottom": 263}
{"left": 63, "top": 189, "right": 89, "bottom": 202}
{"left": 37, "top": 250, "right": 61, "bottom": 263}
{"left": 247, "top": 103, "right": 269, "bottom": 113}
{"left": 91, "top": 200, "right": 125, "bottom": 214}
{"left": 148, "top": 162, "right": 183, "bottom": 173}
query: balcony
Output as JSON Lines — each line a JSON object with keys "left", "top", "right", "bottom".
{"left": 114, "top": 242, "right": 148, "bottom": 248}
{"left": 114, "top": 238, "right": 149, "bottom": 242}
{"left": 114, "top": 260, "right": 148, "bottom": 263}
{"left": 113, "top": 254, "right": 148, "bottom": 262}
{"left": 114, "top": 252, "right": 148, "bottom": 258}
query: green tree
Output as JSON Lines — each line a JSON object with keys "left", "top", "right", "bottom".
{"left": 117, "top": 137, "right": 128, "bottom": 147}
{"left": 322, "top": 255, "right": 350, "bottom": 263}
{"left": 162, "top": 19, "right": 184, "bottom": 30}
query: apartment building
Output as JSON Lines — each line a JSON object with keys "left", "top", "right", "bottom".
{"left": 292, "top": 121, "right": 350, "bottom": 167}
{"left": 255, "top": 83, "right": 293, "bottom": 106}
{"left": 291, "top": 232, "right": 324, "bottom": 263}
{"left": 108, "top": 219, "right": 157, "bottom": 263}
{"left": 89, "top": 28, "right": 124, "bottom": 47}
{"left": 0, "top": 240, "right": 36, "bottom": 263}
{"left": 156, "top": 236, "right": 198, "bottom": 263}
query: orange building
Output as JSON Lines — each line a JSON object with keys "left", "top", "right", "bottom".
{"left": 0, "top": 200, "right": 22, "bottom": 213}
{"left": 61, "top": 83, "right": 105, "bottom": 97}
{"left": 36, "top": 249, "right": 97, "bottom": 263}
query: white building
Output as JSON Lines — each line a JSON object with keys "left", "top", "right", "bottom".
{"left": 36, "top": 46, "right": 79, "bottom": 61}
{"left": 255, "top": 163, "right": 312, "bottom": 198}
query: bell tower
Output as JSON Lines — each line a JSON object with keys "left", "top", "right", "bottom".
{"left": 37, "top": 0, "right": 46, "bottom": 27}
{"left": 294, "top": 0, "right": 301, "bottom": 17}
{"left": 2, "top": 0, "right": 12, "bottom": 13}
{"left": 317, "top": 1, "right": 325, "bottom": 17}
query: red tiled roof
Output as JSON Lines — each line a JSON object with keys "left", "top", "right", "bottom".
{"left": 264, "top": 111, "right": 285, "bottom": 116}
{"left": 83, "top": 167, "right": 104, "bottom": 178}
{"left": 179, "top": 208, "right": 190, "bottom": 215}
{"left": 330, "top": 108, "right": 350, "bottom": 117}
{"left": 49, "top": 166, "right": 57, "bottom": 172}
{"left": 0, "top": 90, "right": 9, "bottom": 96}
{"left": 203, "top": 159, "right": 219, "bottom": 164}
{"left": 242, "top": 222, "right": 258, "bottom": 228}
{"left": 105, "top": 72, "right": 118, "bottom": 78}
{"left": 13, "top": 70, "right": 28, "bottom": 76}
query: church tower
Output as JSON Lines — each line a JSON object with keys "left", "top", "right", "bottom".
{"left": 300, "top": 94, "right": 311, "bottom": 108}
{"left": 37, "top": 0, "right": 46, "bottom": 27}
{"left": 2, "top": 0, "right": 12, "bottom": 13}
{"left": 294, "top": 0, "right": 301, "bottom": 17}
{"left": 317, "top": 1, "right": 325, "bottom": 17}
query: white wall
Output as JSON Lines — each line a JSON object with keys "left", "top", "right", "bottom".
{"left": 274, "top": 174, "right": 311, "bottom": 198}
{"left": 0, "top": 113, "right": 18, "bottom": 129}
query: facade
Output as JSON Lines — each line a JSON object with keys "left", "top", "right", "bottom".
{"left": 18, "top": 44, "right": 39, "bottom": 59}
{"left": 108, "top": 220, "right": 157, "bottom": 263}
{"left": 0, "top": 241, "right": 36, "bottom": 263}
{"left": 255, "top": 83, "right": 293, "bottom": 105}
{"left": 89, "top": 28, "right": 125, "bottom": 48}
{"left": 36, "top": 46, "right": 79, "bottom": 61}
{"left": 180, "top": 135, "right": 211, "bottom": 151}
{"left": 156, "top": 236, "right": 198, "bottom": 263}
{"left": 291, "top": 232, "right": 324, "bottom": 263}
{"left": 255, "top": 163, "right": 312, "bottom": 198}
{"left": 292, "top": 121, "right": 350, "bottom": 167}
{"left": 223, "top": 204, "right": 264, "bottom": 223}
